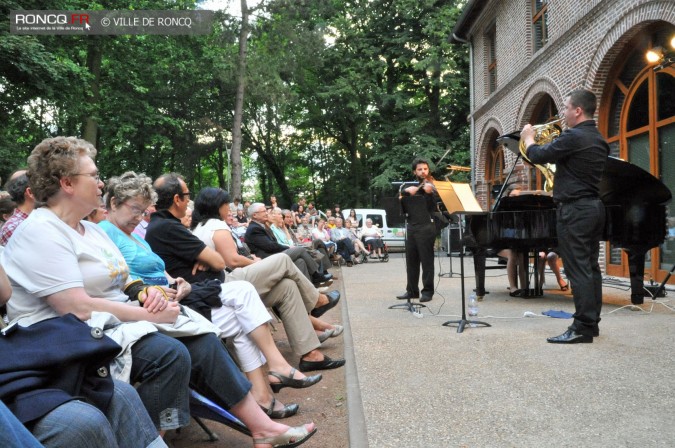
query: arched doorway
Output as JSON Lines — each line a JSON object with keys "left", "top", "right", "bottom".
{"left": 599, "top": 22, "right": 675, "bottom": 283}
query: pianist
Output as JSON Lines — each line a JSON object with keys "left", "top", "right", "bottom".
{"left": 522, "top": 89, "right": 609, "bottom": 344}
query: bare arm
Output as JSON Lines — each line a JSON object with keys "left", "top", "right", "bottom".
{"left": 0, "top": 265, "right": 12, "bottom": 305}
{"left": 45, "top": 287, "right": 180, "bottom": 323}
{"left": 212, "top": 229, "right": 255, "bottom": 269}
{"left": 195, "top": 246, "right": 226, "bottom": 271}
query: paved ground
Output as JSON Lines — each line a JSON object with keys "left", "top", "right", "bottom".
{"left": 343, "top": 253, "right": 675, "bottom": 448}
{"left": 166, "top": 252, "right": 675, "bottom": 447}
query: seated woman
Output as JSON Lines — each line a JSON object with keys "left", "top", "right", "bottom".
{"left": 346, "top": 208, "right": 359, "bottom": 228}
{"left": 344, "top": 219, "right": 369, "bottom": 257}
{"left": 100, "top": 172, "right": 321, "bottom": 419}
{"left": 1, "top": 137, "right": 315, "bottom": 448}
{"left": 1, "top": 231, "right": 164, "bottom": 448}
{"left": 361, "top": 218, "right": 386, "bottom": 259}
{"left": 311, "top": 218, "right": 337, "bottom": 257}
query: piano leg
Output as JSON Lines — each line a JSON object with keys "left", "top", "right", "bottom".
{"left": 626, "top": 249, "right": 647, "bottom": 304}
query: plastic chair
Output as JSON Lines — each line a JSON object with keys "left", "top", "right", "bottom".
{"left": 189, "top": 389, "right": 251, "bottom": 441}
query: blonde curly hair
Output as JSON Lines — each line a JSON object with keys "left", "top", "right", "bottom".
{"left": 27, "top": 137, "right": 97, "bottom": 203}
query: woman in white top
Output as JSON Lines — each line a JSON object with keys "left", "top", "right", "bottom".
{"left": 361, "top": 218, "right": 385, "bottom": 259}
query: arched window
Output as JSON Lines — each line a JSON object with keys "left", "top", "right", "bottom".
{"left": 484, "top": 129, "right": 505, "bottom": 210}
{"left": 600, "top": 23, "right": 675, "bottom": 282}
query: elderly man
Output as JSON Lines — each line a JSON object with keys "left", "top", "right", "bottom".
{"left": 246, "top": 203, "right": 332, "bottom": 286}
{"left": 330, "top": 218, "right": 357, "bottom": 266}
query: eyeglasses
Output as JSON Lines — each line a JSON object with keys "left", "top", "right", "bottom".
{"left": 73, "top": 171, "right": 101, "bottom": 182}
{"left": 177, "top": 191, "right": 190, "bottom": 198}
{"left": 122, "top": 203, "right": 148, "bottom": 217}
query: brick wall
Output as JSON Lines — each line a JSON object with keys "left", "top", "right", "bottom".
{"left": 466, "top": 0, "right": 675, "bottom": 208}
{"left": 462, "top": 0, "right": 675, "bottom": 272}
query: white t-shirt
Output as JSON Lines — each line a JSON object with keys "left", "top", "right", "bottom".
{"left": 1, "top": 208, "right": 130, "bottom": 326}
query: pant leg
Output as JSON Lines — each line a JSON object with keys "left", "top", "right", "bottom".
{"left": 405, "top": 226, "right": 422, "bottom": 295}
{"left": 557, "top": 199, "right": 605, "bottom": 335}
{"left": 105, "top": 381, "right": 167, "bottom": 448}
{"left": 0, "top": 401, "right": 42, "bottom": 448}
{"left": 284, "top": 246, "right": 319, "bottom": 274}
{"left": 130, "top": 333, "right": 191, "bottom": 431}
{"left": 210, "top": 281, "right": 271, "bottom": 372}
{"left": 178, "top": 333, "right": 252, "bottom": 410}
{"left": 230, "top": 253, "right": 319, "bottom": 312}
{"left": 418, "top": 222, "right": 437, "bottom": 295}
{"left": 31, "top": 400, "right": 119, "bottom": 448}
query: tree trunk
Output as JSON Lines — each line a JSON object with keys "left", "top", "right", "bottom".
{"left": 230, "top": 0, "right": 249, "bottom": 200}
{"left": 83, "top": 38, "right": 102, "bottom": 145}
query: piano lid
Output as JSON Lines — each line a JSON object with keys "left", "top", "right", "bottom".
{"left": 599, "top": 157, "right": 672, "bottom": 205}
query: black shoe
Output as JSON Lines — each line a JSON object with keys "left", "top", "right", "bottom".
{"left": 592, "top": 326, "right": 600, "bottom": 337}
{"left": 299, "top": 355, "right": 346, "bottom": 372}
{"left": 419, "top": 294, "right": 433, "bottom": 303}
{"left": 547, "top": 329, "right": 593, "bottom": 344}
{"left": 268, "top": 368, "right": 322, "bottom": 393}
{"left": 311, "top": 290, "right": 340, "bottom": 318}
{"left": 259, "top": 397, "right": 299, "bottom": 419}
{"left": 396, "top": 292, "right": 419, "bottom": 300}
{"left": 312, "top": 272, "right": 332, "bottom": 284}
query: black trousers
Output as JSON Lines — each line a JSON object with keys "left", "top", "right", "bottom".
{"left": 405, "top": 221, "right": 437, "bottom": 296}
{"left": 556, "top": 198, "right": 605, "bottom": 336}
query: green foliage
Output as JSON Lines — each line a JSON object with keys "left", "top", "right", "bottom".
{"left": 0, "top": 0, "right": 470, "bottom": 208}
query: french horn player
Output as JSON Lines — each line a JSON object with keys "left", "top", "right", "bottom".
{"left": 521, "top": 89, "right": 609, "bottom": 345}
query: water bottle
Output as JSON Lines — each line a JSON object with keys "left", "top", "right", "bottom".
{"left": 467, "top": 292, "right": 479, "bottom": 317}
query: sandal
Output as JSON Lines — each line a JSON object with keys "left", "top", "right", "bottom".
{"left": 509, "top": 289, "right": 525, "bottom": 297}
{"left": 269, "top": 368, "right": 322, "bottom": 393}
{"left": 559, "top": 283, "right": 569, "bottom": 291}
{"left": 259, "top": 396, "right": 299, "bottom": 419}
{"left": 253, "top": 424, "right": 317, "bottom": 448}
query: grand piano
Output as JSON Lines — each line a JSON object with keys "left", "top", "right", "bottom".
{"left": 469, "top": 147, "right": 672, "bottom": 303}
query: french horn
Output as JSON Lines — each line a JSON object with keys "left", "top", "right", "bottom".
{"left": 519, "top": 118, "right": 564, "bottom": 192}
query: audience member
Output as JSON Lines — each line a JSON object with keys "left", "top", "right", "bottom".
{"left": 100, "top": 173, "right": 319, "bottom": 419}
{"left": 190, "top": 188, "right": 345, "bottom": 373}
{"left": 246, "top": 203, "right": 332, "bottom": 286}
{"left": 361, "top": 218, "right": 386, "bottom": 259}
{"left": 330, "top": 217, "right": 357, "bottom": 266}
{"left": 2, "top": 137, "right": 315, "bottom": 446}
{"left": 1, "top": 171, "right": 36, "bottom": 245}
{"left": 133, "top": 204, "right": 155, "bottom": 239}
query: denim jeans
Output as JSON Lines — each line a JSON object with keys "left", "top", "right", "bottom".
{"left": 0, "top": 400, "right": 42, "bottom": 448}
{"left": 178, "top": 333, "right": 252, "bottom": 410}
{"left": 31, "top": 381, "right": 166, "bottom": 448}
{"left": 131, "top": 332, "right": 192, "bottom": 431}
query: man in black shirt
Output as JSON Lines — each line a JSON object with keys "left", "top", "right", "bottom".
{"left": 396, "top": 158, "right": 440, "bottom": 303}
{"left": 522, "top": 89, "right": 609, "bottom": 344}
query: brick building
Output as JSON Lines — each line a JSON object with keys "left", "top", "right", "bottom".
{"left": 452, "top": 0, "right": 675, "bottom": 284}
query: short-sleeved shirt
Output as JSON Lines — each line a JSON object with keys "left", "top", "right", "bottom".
{"left": 0, "top": 208, "right": 29, "bottom": 246}
{"left": 2, "top": 208, "right": 130, "bottom": 326}
{"left": 192, "top": 218, "right": 230, "bottom": 251}
{"left": 145, "top": 210, "right": 222, "bottom": 283}
{"left": 99, "top": 220, "right": 167, "bottom": 286}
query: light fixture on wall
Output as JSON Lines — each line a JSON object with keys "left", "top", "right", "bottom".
{"left": 645, "top": 36, "right": 675, "bottom": 71}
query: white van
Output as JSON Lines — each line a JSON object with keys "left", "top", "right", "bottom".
{"left": 342, "top": 208, "right": 405, "bottom": 248}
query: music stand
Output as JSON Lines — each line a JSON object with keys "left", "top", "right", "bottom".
{"left": 389, "top": 192, "right": 429, "bottom": 313}
{"left": 434, "top": 181, "right": 491, "bottom": 333}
